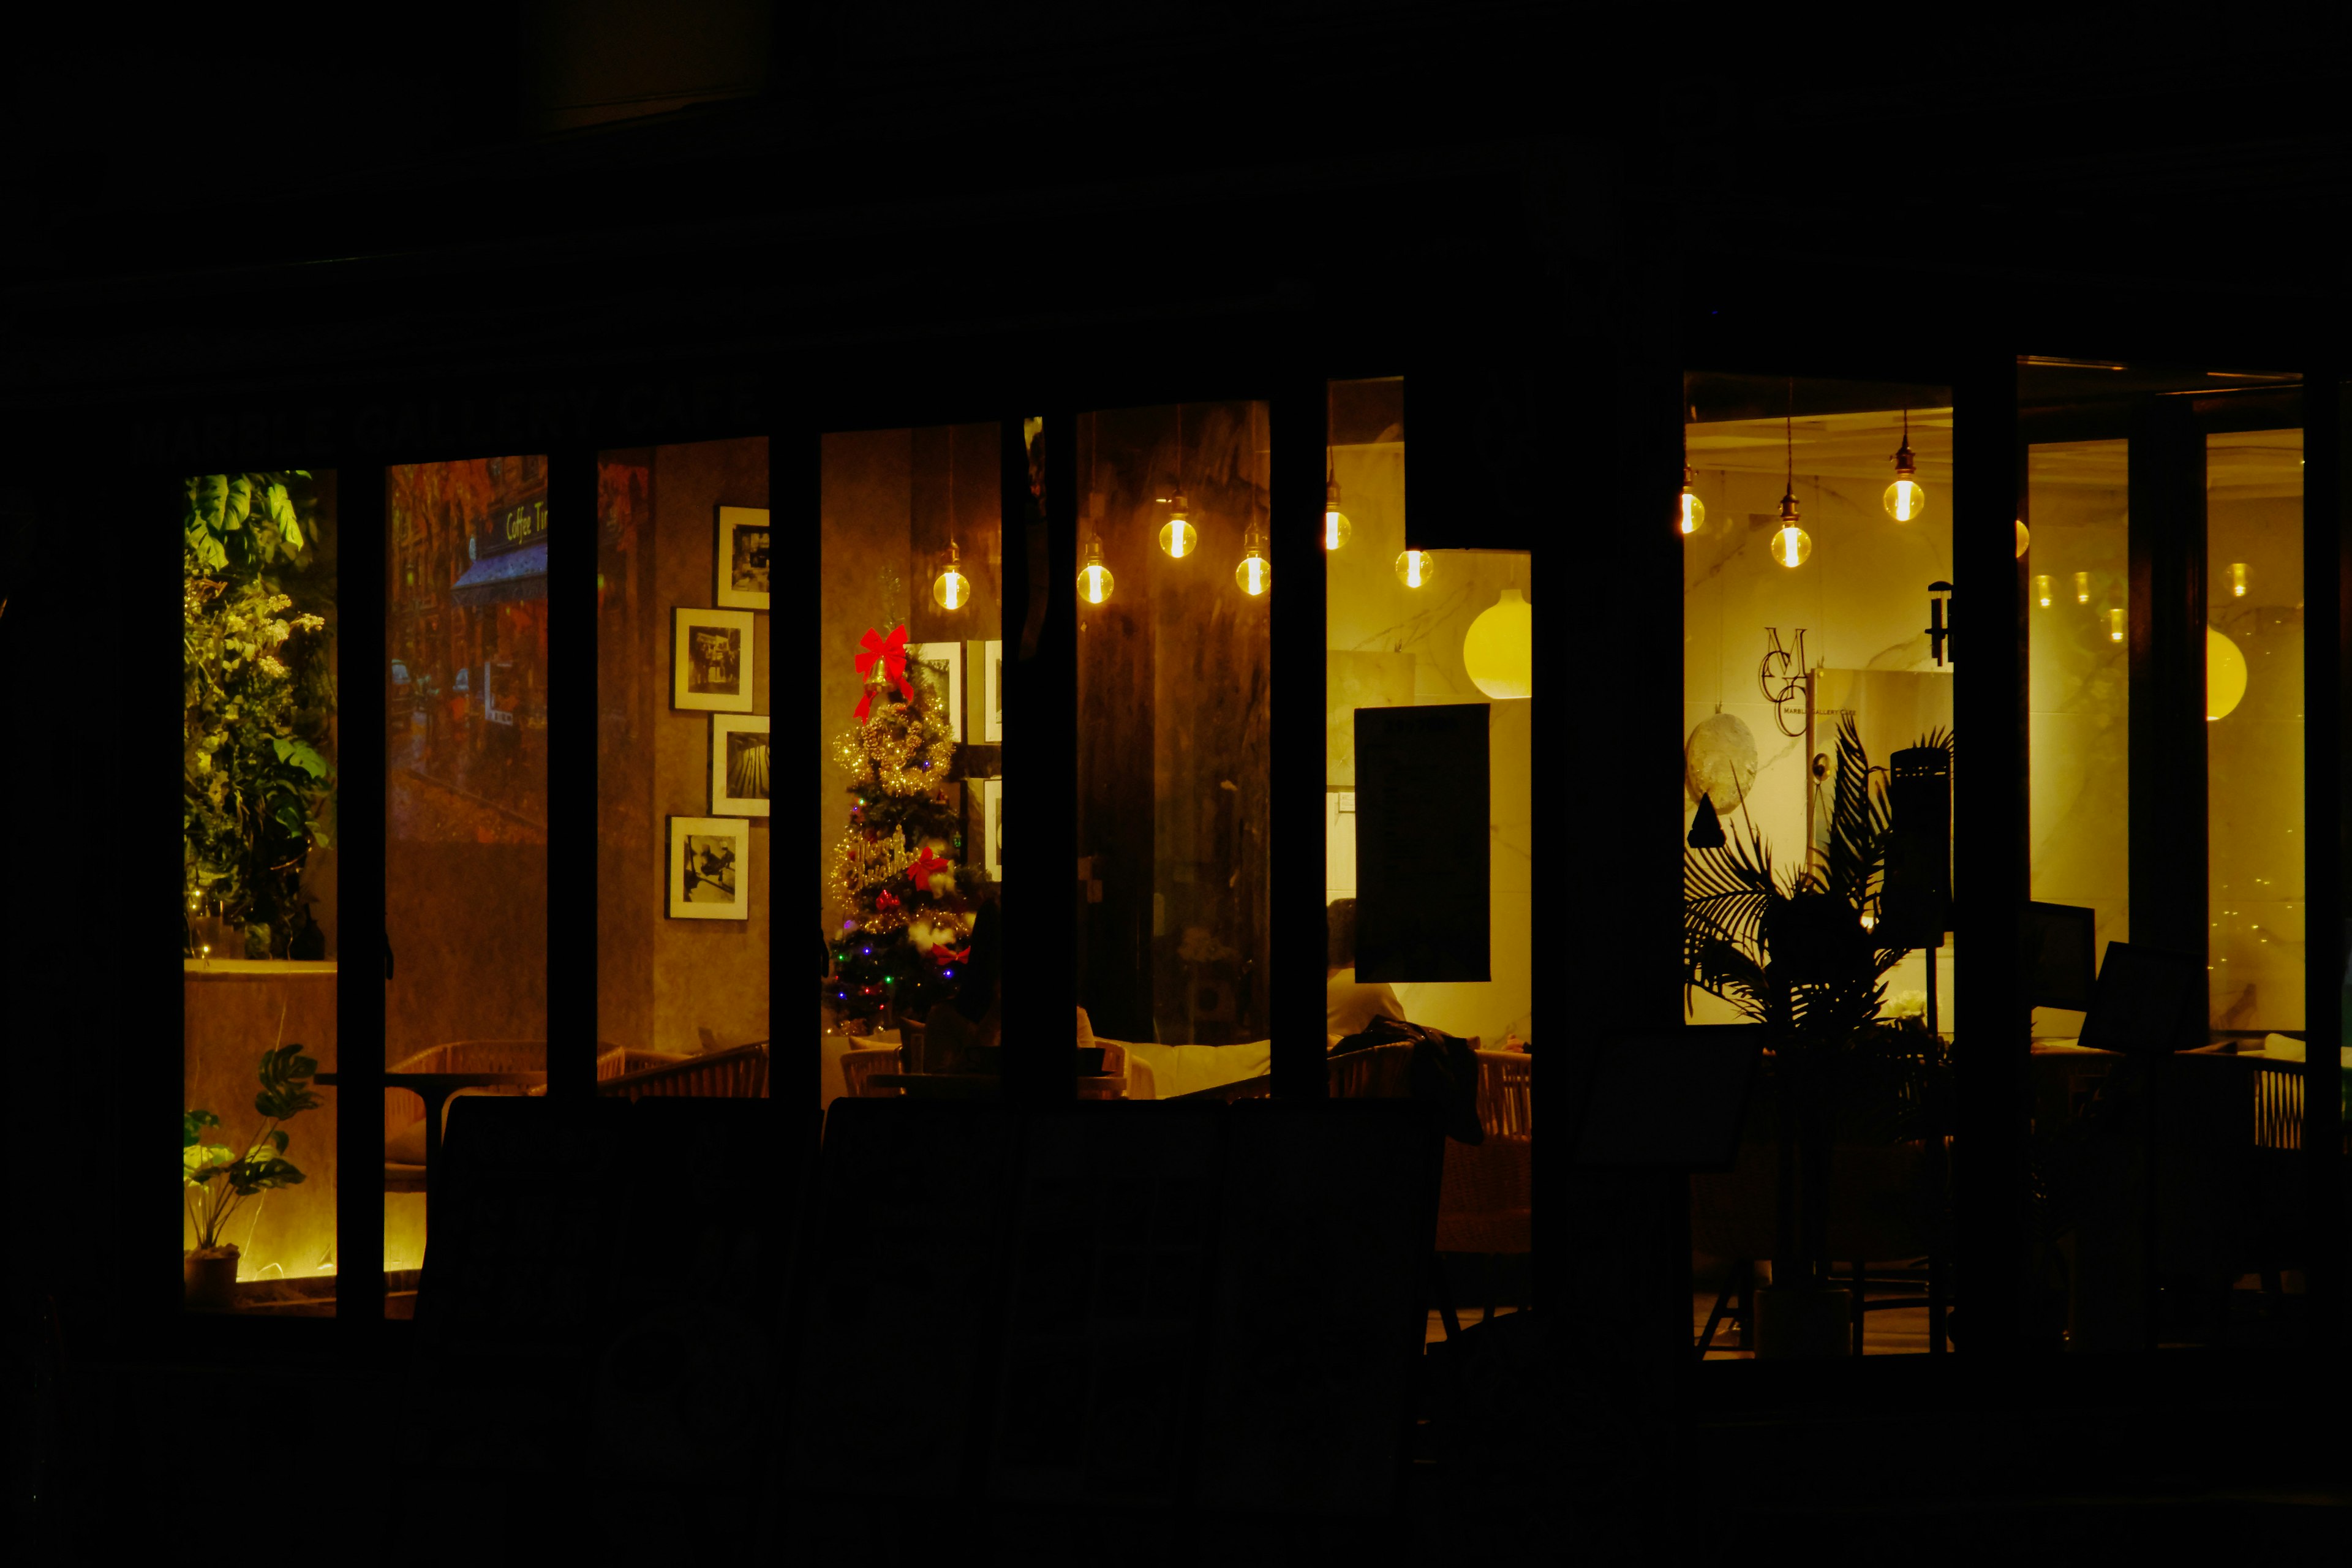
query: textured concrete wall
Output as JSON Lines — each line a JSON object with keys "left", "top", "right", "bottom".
{"left": 183, "top": 964, "right": 339, "bottom": 1282}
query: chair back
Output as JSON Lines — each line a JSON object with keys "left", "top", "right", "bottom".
{"left": 384, "top": 1039, "right": 552, "bottom": 1148}
{"left": 1329, "top": 1043, "right": 1415, "bottom": 1099}
{"left": 600, "top": 1040, "right": 769, "bottom": 1100}
{"left": 1472, "top": 1049, "right": 1532, "bottom": 1137}
{"left": 1080, "top": 1039, "right": 1129, "bottom": 1099}
{"left": 840, "top": 1046, "right": 902, "bottom": 1098}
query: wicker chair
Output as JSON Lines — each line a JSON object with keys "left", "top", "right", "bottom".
{"left": 598, "top": 1040, "right": 769, "bottom": 1100}
{"left": 840, "top": 1046, "right": 902, "bottom": 1098}
{"left": 382, "top": 1040, "right": 560, "bottom": 1191}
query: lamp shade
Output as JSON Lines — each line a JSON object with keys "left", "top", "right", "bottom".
{"left": 2206, "top": 625, "right": 2246, "bottom": 720}
{"left": 1463, "top": 587, "right": 1532, "bottom": 700}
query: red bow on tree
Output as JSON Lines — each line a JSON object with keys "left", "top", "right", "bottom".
{"left": 929, "top": 943, "right": 970, "bottom": 967}
{"left": 875, "top": 890, "right": 900, "bottom": 913}
{"left": 907, "top": 846, "right": 952, "bottom": 891}
{"left": 853, "top": 625, "right": 913, "bottom": 720}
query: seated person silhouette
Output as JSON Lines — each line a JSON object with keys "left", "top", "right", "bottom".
{"left": 1325, "top": 897, "right": 1406, "bottom": 1039}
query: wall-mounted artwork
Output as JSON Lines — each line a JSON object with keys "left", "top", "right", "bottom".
{"left": 976, "top": 777, "right": 1001, "bottom": 880}
{"left": 906, "top": 641, "right": 963, "bottom": 741}
{"left": 710, "top": 714, "right": 771, "bottom": 816}
{"left": 669, "top": 815, "right": 752, "bottom": 919}
{"left": 982, "top": 639, "right": 1003, "bottom": 744}
{"left": 673, "top": 607, "right": 755, "bottom": 712}
{"left": 715, "top": 506, "right": 771, "bottom": 610}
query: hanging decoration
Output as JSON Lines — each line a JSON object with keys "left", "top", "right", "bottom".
{"left": 1159, "top": 404, "right": 1197, "bottom": 559}
{"left": 1758, "top": 626, "right": 1809, "bottom": 737}
{"left": 853, "top": 624, "right": 912, "bottom": 719}
{"left": 1324, "top": 382, "right": 1352, "bottom": 550}
{"left": 1771, "top": 380, "right": 1812, "bottom": 569}
{"left": 932, "top": 426, "right": 971, "bottom": 610}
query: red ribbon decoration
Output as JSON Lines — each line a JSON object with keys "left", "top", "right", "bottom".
{"left": 853, "top": 625, "right": 913, "bottom": 720}
{"left": 874, "top": 891, "right": 900, "bottom": 913}
{"left": 929, "top": 943, "right": 970, "bottom": 967}
{"left": 907, "top": 846, "right": 951, "bottom": 890}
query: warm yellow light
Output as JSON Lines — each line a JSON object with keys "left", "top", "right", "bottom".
{"left": 1679, "top": 490, "right": 1705, "bottom": 535}
{"left": 1159, "top": 495, "right": 1196, "bottom": 559}
{"left": 1463, "top": 587, "right": 1532, "bottom": 699}
{"left": 2075, "top": 570, "right": 2090, "bottom": 603}
{"left": 1395, "top": 549, "right": 1436, "bottom": 589}
{"left": 1234, "top": 531, "right": 1271, "bottom": 597}
{"left": 1882, "top": 477, "right": 1928, "bottom": 522}
{"left": 1077, "top": 540, "right": 1114, "bottom": 605}
{"left": 1772, "top": 525, "right": 1812, "bottom": 568}
{"left": 1324, "top": 481, "right": 1351, "bottom": 550}
{"left": 2035, "top": 574, "right": 2053, "bottom": 608}
{"left": 2207, "top": 625, "right": 2247, "bottom": 720}
{"left": 2228, "top": 561, "right": 2248, "bottom": 598}
{"left": 931, "top": 543, "right": 969, "bottom": 611}
{"left": 2015, "top": 519, "right": 2030, "bottom": 558}
{"left": 2108, "top": 607, "right": 2125, "bottom": 643}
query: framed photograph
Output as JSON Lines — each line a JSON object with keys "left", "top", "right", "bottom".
{"left": 982, "top": 639, "right": 1003, "bottom": 744}
{"left": 668, "top": 816, "right": 752, "bottom": 919}
{"left": 976, "top": 777, "right": 1001, "bottom": 880}
{"left": 715, "top": 506, "right": 771, "bottom": 610}
{"left": 673, "top": 607, "right": 755, "bottom": 712}
{"left": 905, "top": 641, "right": 963, "bottom": 740}
{"left": 710, "top": 714, "right": 771, "bottom": 816}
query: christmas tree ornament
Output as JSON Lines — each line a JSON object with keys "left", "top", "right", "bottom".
{"left": 853, "top": 624, "right": 912, "bottom": 719}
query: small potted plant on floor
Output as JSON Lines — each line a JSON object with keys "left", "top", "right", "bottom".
{"left": 184, "top": 1042, "right": 322, "bottom": 1311}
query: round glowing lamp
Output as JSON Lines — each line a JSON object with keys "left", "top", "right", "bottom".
{"left": 1463, "top": 588, "right": 1532, "bottom": 699}
{"left": 1158, "top": 494, "right": 1197, "bottom": 559}
{"left": 1770, "top": 491, "right": 1811, "bottom": 568}
{"left": 1077, "top": 539, "right": 1114, "bottom": 605}
{"left": 1882, "top": 440, "right": 1928, "bottom": 522}
{"left": 1680, "top": 465, "right": 1705, "bottom": 535}
{"left": 1395, "top": 548, "right": 1437, "bottom": 589}
{"left": 1234, "top": 527, "right": 1271, "bottom": 597}
{"left": 1323, "top": 481, "right": 1352, "bottom": 551}
{"left": 2015, "top": 519, "right": 2030, "bottom": 557}
{"left": 2207, "top": 625, "right": 2247, "bottom": 720}
{"left": 931, "top": 542, "right": 970, "bottom": 611}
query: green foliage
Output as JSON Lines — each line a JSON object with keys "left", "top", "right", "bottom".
{"left": 183, "top": 471, "right": 336, "bottom": 956}
{"left": 184, "top": 1045, "right": 320, "bottom": 1253}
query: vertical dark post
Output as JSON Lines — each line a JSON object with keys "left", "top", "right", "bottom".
{"left": 1001, "top": 411, "right": 1076, "bottom": 1104}
{"left": 1951, "top": 351, "right": 2030, "bottom": 1355}
{"left": 781, "top": 417, "right": 817, "bottom": 1145}
{"left": 337, "top": 458, "right": 388, "bottom": 1332}
{"left": 2127, "top": 398, "right": 2209, "bottom": 957}
{"left": 1271, "top": 372, "right": 1329, "bottom": 1100}
{"left": 545, "top": 445, "right": 598, "bottom": 1097}
{"left": 2302, "top": 369, "right": 2346, "bottom": 1347}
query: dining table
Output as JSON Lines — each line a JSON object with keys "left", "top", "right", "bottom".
{"left": 865, "top": 1072, "right": 1128, "bottom": 1100}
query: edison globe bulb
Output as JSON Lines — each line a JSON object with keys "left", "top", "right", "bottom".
{"left": 931, "top": 543, "right": 970, "bottom": 611}
{"left": 2075, "top": 570, "right": 2090, "bottom": 603}
{"left": 1234, "top": 535, "right": 1271, "bottom": 597}
{"left": 1772, "top": 524, "right": 1812, "bottom": 568}
{"left": 1882, "top": 476, "right": 1929, "bottom": 522}
{"left": 2035, "top": 574, "right": 2053, "bottom": 608}
{"left": 1076, "top": 540, "right": 1114, "bottom": 605}
{"left": 1395, "top": 549, "right": 1437, "bottom": 589}
{"left": 1158, "top": 494, "right": 1197, "bottom": 559}
{"left": 1324, "top": 481, "right": 1352, "bottom": 551}
{"left": 2108, "top": 607, "right": 2125, "bottom": 643}
{"left": 1680, "top": 488, "right": 1705, "bottom": 535}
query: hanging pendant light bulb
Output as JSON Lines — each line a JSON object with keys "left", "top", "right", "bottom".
{"left": 1772, "top": 382, "right": 1811, "bottom": 568}
{"left": 1158, "top": 404, "right": 1197, "bottom": 558}
{"left": 1234, "top": 524, "right": 1270, "bottom": 597}
{"left": 2034, "top": 574, "right": 2054, "bottom": 608}
{"left": 2075, "top": 570, "right": 2091, "bottom": 604}
{"left": 1882, "top": 408, "right": 1928, "bottom": 522}
{"left": 1395, "top": 549, "right": 1436, "bottom": 589}
{"left": 1679, "top": 464, "right": 1705, "bottom": 535}
{"left": 2228, "top": 561, "right": 2248, "bottom": 598}
{"left": 2108, "top": 607, "right": 2125, "bottom": 643}
{"left": 1077, "top": 536, "right": 1114, "bottom": 605}
{"left": 932, "top": 540, "right": 970, "bottom": 610}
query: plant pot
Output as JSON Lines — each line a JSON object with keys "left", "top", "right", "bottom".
{"left": 184, "top": 1246, "right": 241, "bottom": 1313}
{"left": 1754, "top": 1284, "right": 1851, "bottom": 1359}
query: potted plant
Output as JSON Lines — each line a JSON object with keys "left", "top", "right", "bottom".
{"left": 183, "top": 1042, "right": 322, "bottom": 1311}
{"left": 1684, "top": 715, "right": 1952, "bottom": 1357}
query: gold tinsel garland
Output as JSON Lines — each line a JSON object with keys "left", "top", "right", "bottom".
{"left": 831, "top": 697, "right": 957, "bottom": 797}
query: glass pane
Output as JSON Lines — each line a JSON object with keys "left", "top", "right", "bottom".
{"left": 1321, "top": 378, "right": 1535, "bottom": 1340}
{"left": 182, "top": 469, "right": 340, "bottom": 1312}
{"left": 1074, "top": 401, "right": 1270, "bottom": 1076}
{"left": 595, "top": 440, "right": 772, "bottom": 1096}
{"left": 820, "top": 424, "right": 1003, "bottom": 1109}
{"left": 2206, "top": 428, "right": 2303, "bottom": 1034}
{"left": 1681, "top": 376, "right": 1956, "bottom": 1359}
{"left": 2026, "top": 437, "right": 2130, "bottom": 1039}
{"left": 385, "top": 457, "right": 550, "bottom": 1275}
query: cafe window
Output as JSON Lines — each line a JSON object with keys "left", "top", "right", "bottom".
{"left": 595, "top": 439, "right": 773, "bottom": 1095}
{"left": 820, "top": 424, "right": 1005, "bottom": 1105}
{"left": 1073, "top": 401, "right": 1271, "bottom": 1090}
{"left": 383, "top": 456, "right": 550, "bottom": 1278}
{"left": 1321, "top": 377, "right": 1534, "bottom": 1334}
{"left": 1681, "top": 376, "right": 1958, "bottom": 1359}
{"left": 182, "top": 469, "right": 341, "bottom": 1312}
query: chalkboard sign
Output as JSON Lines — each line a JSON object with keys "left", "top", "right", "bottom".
{"left": 1354, "top": 704, "right": 1490, "bottom": 982}
{"left": 2077, "top": 941, "right": 2206, "bottom": 1055}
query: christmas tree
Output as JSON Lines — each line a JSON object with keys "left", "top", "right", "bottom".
{"left": 825, "top": 623, "right": 975, "bottom": 1028}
